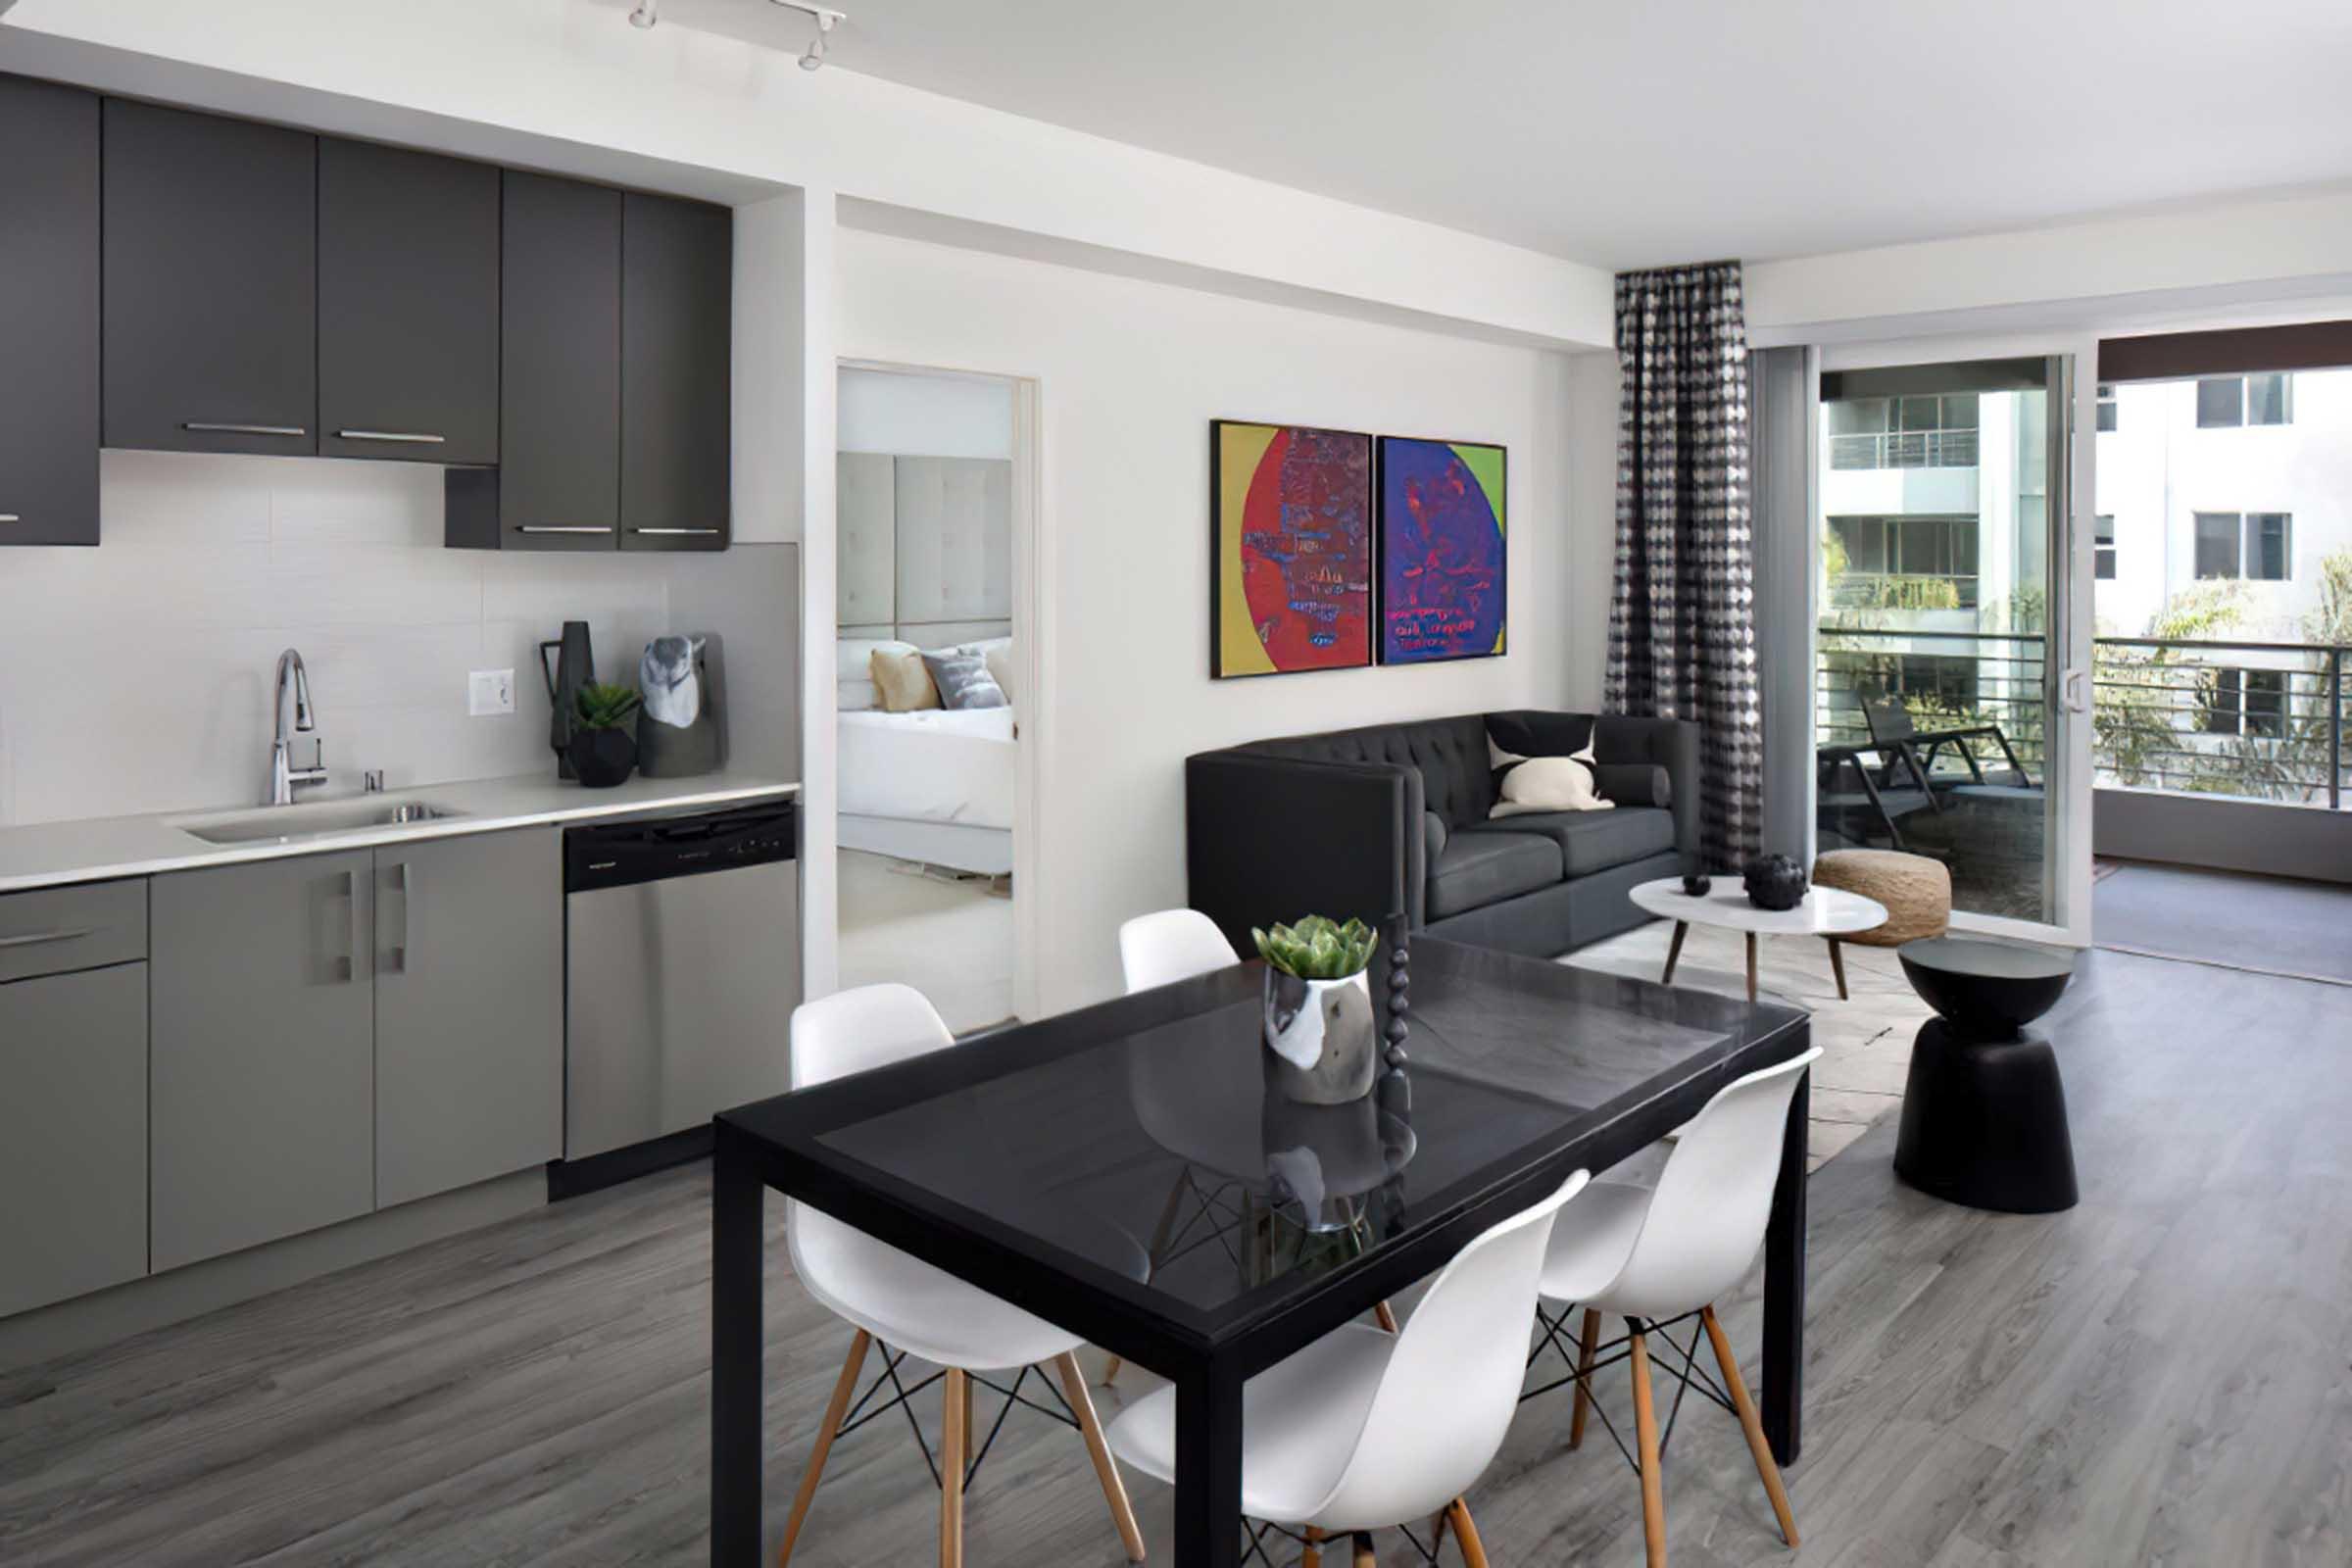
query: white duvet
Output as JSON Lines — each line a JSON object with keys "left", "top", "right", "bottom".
{"left": 837, "top": 706, "right": 1016, "bottom": 831}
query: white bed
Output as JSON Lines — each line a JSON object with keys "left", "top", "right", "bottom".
{"left": 837, "top": 704, "right": 1016, "bottom": 876}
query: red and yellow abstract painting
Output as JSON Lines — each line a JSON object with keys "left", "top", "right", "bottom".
{"left": 1212, "top": 420, "right": 1374, "bottom": 677}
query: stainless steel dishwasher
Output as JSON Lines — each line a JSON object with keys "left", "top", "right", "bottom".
{"left": 557, "top": 801, "right": 799, "bottom": 1193}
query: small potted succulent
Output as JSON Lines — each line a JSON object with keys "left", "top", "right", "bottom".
{"left": 1253, "top": 915, "right": 1381, "bottom": 1104}
{"left": 567, "top": 681, "right": 642, "bottom": 788}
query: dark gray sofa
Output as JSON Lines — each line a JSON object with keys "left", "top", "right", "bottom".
{"left": 1186, "top": 710, "right": 1700, "bottom": 959}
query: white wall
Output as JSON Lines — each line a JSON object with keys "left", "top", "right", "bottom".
{"left": 0, "top": 452, "right": 796, "bottom": 826}
{"left": 835, "top": 229, "right": 1579, "bottom": 1011}
{"left": 838, "top": 368, "right": 1013, "bottom": 459}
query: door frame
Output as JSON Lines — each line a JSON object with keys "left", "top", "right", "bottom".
{"left": 831, "top": 358, "right": 1048, "bottom": 1022}
{"left": 1816, "top": 329, "right": 2098, "bottom": 947}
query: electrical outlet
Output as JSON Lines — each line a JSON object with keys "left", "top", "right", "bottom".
{"left": 469, "top": 668, "right": 516, "bottom": 717}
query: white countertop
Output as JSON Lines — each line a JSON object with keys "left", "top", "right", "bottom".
{"left": 0, "top": 772, "right": 800, "bottom": 894}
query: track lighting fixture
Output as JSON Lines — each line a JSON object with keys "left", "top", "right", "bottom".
{"left": 628, "top": 0, "right": 659, "bottom": 27}
{"left": 768, "top": 0, "right": 846, "bottom": 71}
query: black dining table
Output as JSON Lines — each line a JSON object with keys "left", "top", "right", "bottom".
{"left": 710, "top": 936, "right": 1813, "bottom": 1567}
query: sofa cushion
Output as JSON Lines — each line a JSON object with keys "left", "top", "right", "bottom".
{"left": 1461, "top": 806, "right": 1675, "bottom": 878}
{"left": 1250, "top": 715, "right": 1496, "bottom": 829}
{"left": 1428, "top": 830, "right": 1562, "bottom": 918}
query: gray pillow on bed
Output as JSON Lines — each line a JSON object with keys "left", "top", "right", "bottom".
{"left": 919, "top": 650, "right": 1008, "bottom": 710}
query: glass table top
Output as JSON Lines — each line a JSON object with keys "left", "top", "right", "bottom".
{"left": 779, "top": 938, "right": 1805, "bottom": 1323}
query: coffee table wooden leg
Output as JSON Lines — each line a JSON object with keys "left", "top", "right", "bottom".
{"left": 1827, "top": 937, "right": 1849, "bottom": 1001}
{"left": 1662, "top": 920, "right": 1690, "bottom": 986}
{"left": 1745, "top": 932, "right": 1759, "bottom": 1003}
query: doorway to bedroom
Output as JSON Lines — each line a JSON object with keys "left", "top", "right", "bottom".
{"left": 834, "top": 365, "right": 1031, "bottom": 1033}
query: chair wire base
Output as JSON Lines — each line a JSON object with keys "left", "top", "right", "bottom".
{"left": 1521, "top": 1303, "right": 1740, "bottom": 1477}
{"left": 830, "top": 1342, "right": 1083, "bottom": 1493}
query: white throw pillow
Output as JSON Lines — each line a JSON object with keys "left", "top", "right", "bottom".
{"left": 982, "top": 642, "right": 1014, "bottom": 708}
{"left": 1489, "top": 742, "right": 1613, "bottom": 817}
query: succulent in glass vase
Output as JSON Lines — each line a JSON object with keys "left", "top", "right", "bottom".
{"left": 1253, "top": 915, "right": 1381, "bottom": 1105}
{"left": 567, "top": 681, "right": 642, "bottom": 789}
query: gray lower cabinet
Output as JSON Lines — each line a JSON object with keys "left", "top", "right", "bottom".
{"left": 151, "top": 853, "right": 376, "bottom": 1273}
{"left": 0, "top": 963, "right": 149, "bottom": 1316}
{"left": 373, "top": 828, "right": 563, "bottom": 1208}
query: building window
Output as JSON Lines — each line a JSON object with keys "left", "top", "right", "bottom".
{"left": 2094, "top": 514, "right": 2116, "bottom": 579}
{"left": 1827, "top": 394, "right": 1981, "bottom": 469}
{"left": 2192, "top": 511, "right": 2293, "bottom": 580}
{"left": 2096, "top": 383, "right": 2118, "bottom": 432}
{"left": 2200, "top": 668, "right": 2287, "bottom": 738}
{"left": 1827, "top": 514, "right": 1980, "bottom": 607}
{"left": 2195, "top": 372, "right": 2294, "bottom": 428}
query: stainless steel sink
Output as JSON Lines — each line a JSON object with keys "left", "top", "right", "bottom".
{"left": 175, "top": 801, "right": 467, "bottom": 847}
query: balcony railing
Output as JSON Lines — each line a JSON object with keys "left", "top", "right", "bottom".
{"left": 1815, "top": 627, "right": 2352, "bottom": 809}
{"left": 1827, "top": 427, "right": 1981, "bottom": 470}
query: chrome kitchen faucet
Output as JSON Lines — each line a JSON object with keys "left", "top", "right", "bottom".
{"left": 267, "top": 648, "right": 329, "bottom": 806}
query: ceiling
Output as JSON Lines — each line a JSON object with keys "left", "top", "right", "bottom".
{"left": 638, "top": 0, "right": 2352, "bottom": 270}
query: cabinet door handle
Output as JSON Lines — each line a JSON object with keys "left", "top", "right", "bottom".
{"left": 515, "top": 525, "right": 615, "bottom": 535}
{"left": 336, "top": 429, "right": 446, "bottom": 445}
{"left": 0, "top": 926, "right": 93, "bottom": 950}
{"left": 330, "top": 869, "right": 357, "bottom": 983}
{"left": 382, "top": 860, "right": 411, "bottom": 974}
{"left": 0, "top": 514, "right": 20, "bottom": 524}
{"left": 629, "top": 527, "right": 723, "bottom": 536}
{"left": 182, "top": 421, "right": 308, "bottom": 438}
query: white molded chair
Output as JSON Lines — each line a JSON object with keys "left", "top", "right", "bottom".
{"left": 1535, "top": 1048, "right": 1822, "bottom": 1568}
{"left": 1103, "top": 909, "right": 1249, "bottom": 1387}
{"left": 1118, "top": 907, "right": 1240, "bottom": 993}
{"left": 780, "top": 983, "right": 1145, "bottom": 1568}
{"left": 1107, "top": 1170, "right": 1592, "bottom": 1568}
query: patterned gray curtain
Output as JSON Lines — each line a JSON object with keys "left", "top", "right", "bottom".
{"left": 1606, "top": 261, "right": 1762, "bottom": 869}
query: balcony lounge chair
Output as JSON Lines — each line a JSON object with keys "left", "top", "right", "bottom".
{"left": 1862, "top": 695, "right": 2034, "bottom": 794}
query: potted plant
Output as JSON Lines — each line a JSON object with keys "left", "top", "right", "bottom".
{"left": 567, "top": 681, "right": 642, "bottom": 788}
{"left": 1253, "top": 915, "right": 1381, "bottom": 1104}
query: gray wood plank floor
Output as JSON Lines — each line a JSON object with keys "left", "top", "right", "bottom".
{"left": 4, "top": 944, "right": 2348, "bottom": 1566}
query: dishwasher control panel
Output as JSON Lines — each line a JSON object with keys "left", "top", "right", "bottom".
{"left": 564, "top": 801, "right": 799, "bottom": 894}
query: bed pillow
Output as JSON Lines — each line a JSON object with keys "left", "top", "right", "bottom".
{"left": 982, "top": 642, "right": 1015, "bottom": 707}
{"left": 871, "top": 646, "right": 943, "bottom": 711}
{"left": 1487, "top": 736, "right": 1613, "bottom": 816}
{"left": 838, "top": 637, "right": 913, "bottom": 710}
{"left": 920, "top": 649, "right": 1008, "bottom": 710}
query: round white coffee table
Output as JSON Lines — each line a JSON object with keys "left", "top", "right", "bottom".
{"left": 1630, "top": 877, "right": 1889, "bottom": 1004}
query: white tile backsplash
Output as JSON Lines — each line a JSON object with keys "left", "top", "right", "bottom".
{"left": 0, "top": 452, "right": 796, "bottom": 826}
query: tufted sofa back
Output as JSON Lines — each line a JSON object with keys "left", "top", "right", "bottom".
{"left": 1241, "top": 715, "right": 1496, "bottom": 830}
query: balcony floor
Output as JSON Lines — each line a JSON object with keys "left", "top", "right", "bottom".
{"left": 2095, "top": 858, "right": 2352, "bottom": 986}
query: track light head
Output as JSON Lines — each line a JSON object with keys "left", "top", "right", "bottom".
{"left": 627, "top": 0, "right": 659, "bottom": 28}
{"left": 770, "top": 1, "right": 845, "bottom": 71}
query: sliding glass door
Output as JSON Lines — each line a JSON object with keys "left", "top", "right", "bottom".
{"left": 1815, "top": 350, "right": 2092, "bottom": 942}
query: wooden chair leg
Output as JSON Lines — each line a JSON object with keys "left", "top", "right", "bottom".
{"left": 1373, "top": 1299, "right": 1400, "bottom": 1333}
{"left": 1701, "top": 1305, "right": 1799, "bottom": 1548}
{"left": 1568, "top": 1307, "right": 1602, "bottom": 1450}
{"left": 1301, "top": 1526, "right": 1324, "bottom": 1568}
{"left": 1100, "top": 1353, "right": 1125, "bottom": 1384}
{"left": 1054, "top": 1352, "right": 1147, "bottom": 1563}
{"left": 779, "top": 1328, "right": 871, "bottom": 1568}
{"left": 1446, "top": 1498, "right": 1491, "bottom": 1568}
{"left": 1351, "top": 1531, "right": 1378, "bottom": 1568}
{"left": 941, "top": 1368, "right": 967, "bottom": 1568}
{"left": 1661, "top": 920, "right": 1690, "bottom": 985}
{"left": 1826, "top": 937, "right": 1849, "bottom": 1002}
{"left": 1744, "top": 933, "right": 1759, "bottom": 1004}
{"left": 1628, "top": 1323, "right": 1666, "bottom": 1568}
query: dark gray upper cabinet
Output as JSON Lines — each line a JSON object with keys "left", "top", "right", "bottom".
{"left": 318, "top": 138, "right": 500, "bottom": 466}
{"left": 446, "top": 171, "right": 621, "bottom": 550}
{"left": 620, "top": 192, "right": 732, "bottom": 552}
{"left": 0, "top": 76, "right": 100, "bottom": 546}
{"left": 102, "top": 99, "right": 318, "bottom": 457}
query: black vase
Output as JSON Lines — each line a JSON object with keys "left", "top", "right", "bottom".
{"left": 566, "top": 726, "right": 637, "bottom": 789}
{"left": 1743, "top": 853, "right": 1808, "bottom": 911}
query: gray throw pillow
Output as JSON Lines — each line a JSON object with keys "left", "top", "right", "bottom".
{"left": 920, "top": 649, "right": 1008, "bottom": 710}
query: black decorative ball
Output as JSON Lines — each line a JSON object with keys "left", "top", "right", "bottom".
{"left": 1742, "top": 854, "right": 1808, "bottom": 912}
{"left": 1682, "top": 873, "right": 1712, "bottom": 897}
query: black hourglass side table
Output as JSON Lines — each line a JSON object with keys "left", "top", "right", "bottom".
{"left": 1892, "top": 937, "right": 2080, "bottom": 1214}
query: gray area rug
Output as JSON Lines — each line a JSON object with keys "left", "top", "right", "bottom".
{"left": 2095, "top": 859, "right": 2352, "bottom": 985}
